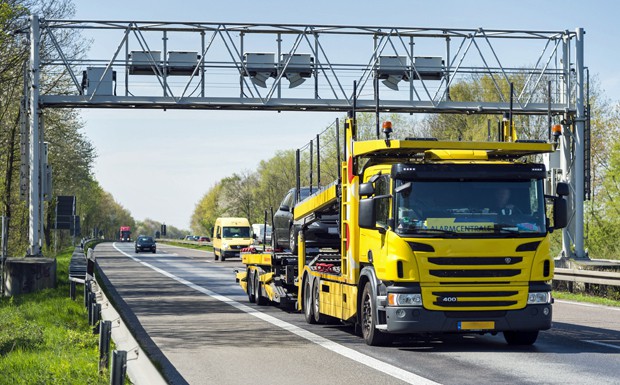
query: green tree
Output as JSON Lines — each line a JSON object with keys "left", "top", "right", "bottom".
{"left": 191, "top": 183, "right": 223, "bottom": 237}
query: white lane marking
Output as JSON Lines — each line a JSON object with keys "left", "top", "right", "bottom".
{"left": 555, "top": 299, "right": 620, "bottom": 312}
{"left": 584, "top": 340, "right": 620, "bottom": 351}
{"left": 112, "top": 243, "right": 440, "bottom": 385}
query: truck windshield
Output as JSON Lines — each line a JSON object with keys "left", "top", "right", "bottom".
{"left": 394, "top": 179, "right": 546, "bottom": 237}
{"left": 223, "top": 227, "right": 251, "bottom": 238}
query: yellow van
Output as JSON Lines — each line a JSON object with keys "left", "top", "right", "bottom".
{"left": 212, "top": 217, "right": 253, "bottom": 261}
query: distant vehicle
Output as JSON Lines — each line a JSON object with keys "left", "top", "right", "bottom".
{"left": 184, "top": 235, "right": 194, "bottom": 241}
{"left": 252, "top": 224, "right": 272, "bottom": 245}
{"left": 119, "top": 226, "right": 131, "bottom": 242}
{"left": 135, "top": 236, "right": 156, "bottom": 253}
{"left": 212, "top": 217, "right": 253, "bottom": 261}
{"left": 198, "top": 236, "right": 211, "bottom": 242}
{"left": 272, "top": 187, "right": 340, "bottom": 254}
{"left": 192, "top": 235, "right": 200, "bottom": 241}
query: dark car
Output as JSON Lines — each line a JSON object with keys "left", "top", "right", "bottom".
{"left": 272, "top": 187, "right": 340, "bottom": 254}
{"left": 135, "top": 236, "right": 156, "bottom": 253}
{"left": 198, "top": 236, "right": 211, "bottom": 242}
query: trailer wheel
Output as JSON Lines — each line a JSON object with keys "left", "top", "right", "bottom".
{"left": 247, "top": 270, "right": 255, "bottom": 303}
{"left": 254, "top": 272, "right": 267, "bottom": 305}
{"left": 303, "top": 278, "right": 317, "bottom": 324}
{"left": 361, "top": 282, "right": 389, "bottom": 346}
{"left": 503, "top": 330, "right": 539, "bottom": 345}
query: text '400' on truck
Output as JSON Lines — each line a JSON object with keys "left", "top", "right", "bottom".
{"left": 236, "top": 115, "right": 568, "bottom": 346}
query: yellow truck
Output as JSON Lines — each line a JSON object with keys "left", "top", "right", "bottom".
{"left": 236, "top": 114, "right": 568, "bottom": 346}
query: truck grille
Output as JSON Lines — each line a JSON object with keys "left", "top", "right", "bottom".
{"left": 418, "top": 251, "right": 530, "bottom": 310}
{"left": 425, "top": 256, "right": 523, "bottom": 280}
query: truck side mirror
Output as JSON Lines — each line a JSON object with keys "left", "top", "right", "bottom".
{"left": 359, "top": 198, "right": 376, "bottom": 229}
{"left": 359, "top": 182, "right": 375, "bottom": 197}
{"left": 556, "top": 182, "right": 569, "bottom": 197}
{"left": 553, "top": 197, "right": 568, "bottom": 229}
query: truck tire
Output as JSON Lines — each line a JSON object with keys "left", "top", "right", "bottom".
{"left": 312, "top": 278, "right": 326, "bottom": 324}
{"left": 254, "top": 272, "right": 267, "bottom": 305}
{"left": 247, "top": 270, "right": 255, "bottom": 303}
{"left": 361, "top": 282, "right": 390, "bottom": 346}
{"left": 304, "top": 278, "right": 317, "bottom": 324}
{"left": 503, "top": 330, "right": 539, "bottom": 345}
{"left": 214, "top": 250, "right": 219, "bottom": 261}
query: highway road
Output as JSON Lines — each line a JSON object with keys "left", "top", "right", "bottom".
{"left": 94, "top": 242, "right": 620, "bottom": 385}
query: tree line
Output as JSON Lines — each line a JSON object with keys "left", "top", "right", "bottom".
{"left": 0, "top": 0, "right": 141, "bottom": 256}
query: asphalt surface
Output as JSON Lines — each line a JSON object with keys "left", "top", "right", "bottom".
{"left": 94, "top": 241, "right": 620, "bottom": 385}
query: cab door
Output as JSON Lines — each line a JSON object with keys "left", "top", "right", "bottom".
{"left": 359, "top": 174, "right": 392, "bottom": 274}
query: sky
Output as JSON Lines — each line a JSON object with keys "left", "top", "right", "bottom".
{"left": 71, "top": 0, "right": 620, "bottom": 230}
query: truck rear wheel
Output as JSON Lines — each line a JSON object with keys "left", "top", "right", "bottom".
{"left": 361, "top": 282, "right": 390, "bottom": 346}
{"left": 304, "top": 278, "right": 317, "bottom": 324}
{"left": 503, "top": 330, "right": 539, "bottom": 345}
{"left": 312, "top": 279, "right": 325, "bottom": 324}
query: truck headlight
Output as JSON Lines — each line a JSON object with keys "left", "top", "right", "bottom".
{"left": 388, "top": 293, "right": 422, "bottom": 306}
{"left": 527, "top": 292, "right": 552, "bottom": 304}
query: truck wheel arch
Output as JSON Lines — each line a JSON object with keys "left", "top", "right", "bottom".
{"left": 357, "top": 266, "right": 379, "bottom": 324}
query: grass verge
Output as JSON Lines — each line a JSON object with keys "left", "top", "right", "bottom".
{"left": 0, "top": 248, "right": 109, "bottom": 385}
{"left": 553, "top": 290, "right": 620, "bottom": 308}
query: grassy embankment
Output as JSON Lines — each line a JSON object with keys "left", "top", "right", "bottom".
{"left": 553, "top": 291, "right": 620, "bottom": 307}
{"left": 0, "top": 248, "right": 110, "bottom": 385}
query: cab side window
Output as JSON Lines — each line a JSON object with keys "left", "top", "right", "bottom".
{"left": 374, "top": 176, "right": 390, "bottom": 227}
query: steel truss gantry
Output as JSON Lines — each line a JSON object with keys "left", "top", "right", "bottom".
{"left": 23, "top": 17, "right": 587, "bottom": 260}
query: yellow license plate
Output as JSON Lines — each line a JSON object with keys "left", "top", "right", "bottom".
{"left": 458, "top": 321, "right": 495, "bottom": 330}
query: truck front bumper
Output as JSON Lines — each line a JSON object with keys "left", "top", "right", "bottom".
{"left": 222, "top": 250, "right": 241, "bottom": 258}
{"left": 385, "top": 304, "right": 552, "bottom": 334}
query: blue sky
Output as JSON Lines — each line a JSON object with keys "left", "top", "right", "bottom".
{"left": 73, "top": 0, "right": 620, "bottom": 229}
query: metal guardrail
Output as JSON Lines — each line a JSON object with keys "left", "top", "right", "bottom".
{"left": 554, "top": 268, "right": 620, "bottom": 287}
{"left": 158, "top": 239, "right": 213, "bottom": 246}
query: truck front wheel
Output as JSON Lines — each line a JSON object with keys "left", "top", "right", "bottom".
{"left": 361, "top": 282, "right": 390, "bottom": 346}
{"left": 503, "top": 330, "right": 539, "bottom": 345}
